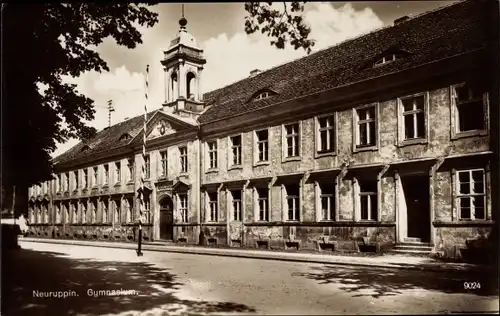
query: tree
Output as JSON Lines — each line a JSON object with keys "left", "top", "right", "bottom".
{"left": 2, "top": 4, "right": 159, "bottom": 187}
{"left": 244, "top": 2, "right": 315, "bottom": 54}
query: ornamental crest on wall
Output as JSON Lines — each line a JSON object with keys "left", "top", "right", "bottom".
{"left": 158, "top": 120, "right": 171, "bottom": 136}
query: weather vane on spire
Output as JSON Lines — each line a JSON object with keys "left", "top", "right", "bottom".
{"left": 182, "top": 3, "right": 184, "bottom": 18}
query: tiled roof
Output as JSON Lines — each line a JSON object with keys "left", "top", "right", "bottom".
{"left": 53, "top": 110, "right": 160, "bottom": 165}
{"left": 198, "top": 0, "right": 490, "bottom": 123}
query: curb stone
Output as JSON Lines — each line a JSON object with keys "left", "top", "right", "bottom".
{"left": 19, "top": 238, "right": 491, "bottom": 274}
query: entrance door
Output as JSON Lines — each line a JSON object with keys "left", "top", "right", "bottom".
{"left": 159, "top": 197, "right": 174, "bottom": 240}
{"left": 402, "top": 175, "right": 430, "bottom": 242}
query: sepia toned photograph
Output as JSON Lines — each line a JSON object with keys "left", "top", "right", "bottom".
{"left": 1, "top": 1, "right": 499, "bottom": 315}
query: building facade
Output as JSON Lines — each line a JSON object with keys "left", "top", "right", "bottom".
{"left": 28, "top": 0, "right": 499, "bottom": 258}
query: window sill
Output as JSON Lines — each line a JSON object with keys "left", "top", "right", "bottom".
{"left": 114, "top": 182, "right": 121, "bottom": 187}
{"left": 228, "top": 165, "right": 243, "bottom": 171}
{"left": 397, "top": 138, "right": 428, "bottom": 147}
{"left": 205, "top": 168, "right": 219, "bottom": 174}
{"left": 283, "top": 156, "right": 301, "bottom": 163}
{"left": 315, "top": 151, "right": 336, "bottom": 159}
{"left": 354, "top": 145, "right": 378, "bottom": 153}
{"left": 253, "top": 161, "right": 270, "bottom": 167}
{"left": 451, "top": 130, "right": 488, "bottom": 140}
{"left": 179, "top": 172, "right": 189, "bottom": 178}
{"left": 127, "top": 180, "right": 134, "bottom": 184}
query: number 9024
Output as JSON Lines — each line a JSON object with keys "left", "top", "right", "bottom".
{"left": 464, "top": 282, "right": 481, "bottom": 290}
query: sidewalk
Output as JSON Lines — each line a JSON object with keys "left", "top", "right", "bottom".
{"left": 19, "top": 237, "right": 492, "bottom": 273}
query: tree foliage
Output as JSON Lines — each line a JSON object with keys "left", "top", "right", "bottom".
{"left": 2, "top": 4, "right": 159, "bottom": 187}
{"left": 244, "top": 2, "right": 315, "bottom": 54}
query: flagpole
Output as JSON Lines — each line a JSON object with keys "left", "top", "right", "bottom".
{"left": 137, "top": 64, "right": 149, "bottom": 257}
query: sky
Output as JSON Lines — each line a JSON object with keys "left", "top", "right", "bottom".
{"left": 54, "top": 1, "right": 458, "bottom": 158}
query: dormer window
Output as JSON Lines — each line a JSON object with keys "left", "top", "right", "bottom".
{"left": 119, "top": 133, "right": 132, "bottom": 141}
{"left": 255, "top": 91, "right": 271, "bottom": 101}
{"left": 81, "top": 145, "right": 91, "bottom": 152}
{"left": 374, "top": 53, "right": 398, "bottom": 66}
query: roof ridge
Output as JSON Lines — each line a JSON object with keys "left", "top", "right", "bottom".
{"left": 203, "top": 0, "right": 466, "bottom": 99}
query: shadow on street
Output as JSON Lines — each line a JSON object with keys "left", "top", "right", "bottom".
{"left": 1, "top": 248, "right": 257, "bottom": 316}
{"left": 292, "top": 263, "right": 499, "bottom": 299}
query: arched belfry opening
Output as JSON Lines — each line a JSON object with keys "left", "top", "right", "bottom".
{"left": 186, "top": 72, "right": 197, "bottom": 101}
{"left": 170, "top": 72, "right": 178, "bottom": 101}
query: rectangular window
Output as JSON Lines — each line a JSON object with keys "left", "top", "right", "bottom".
{"left": 230, "top": 135, "right": 242, "bottom": 166}
{"left": 317, "top": 115, "right": 335, "bottom": 153}
{"left": 179, "top": 194, "right": 188, "bottom": 223}
{"left": 457, "top": 169, "right": 486, "bottom": 220}
{"left": 359, "top": 180, "right": 377, "bottom": 221}
{"left": 72, "top": 202, "right": 78, "bottom": 224}
{"left": 65, "top": 172, "right": 70, "bottom": 191}
{"left": 81, "top": 202, "right": 87, "bottom": 224}
{"left": 114, "top": 199, "right": 121, "bottom": 223}
{"left": 285, "top": 123, "right": 300, "bottom": 157}
{"left": 145, "top": 155, "right": 150, "bottom": 179}
{"left": 179, "top": 146, "right": 188, "bottom": 173}
{"left": 102, "top": 200, "right": 108, "bottom": 223}
{"left": 104, "top": 165, "right": 109, "bottom": 185}
{"left": 83, "top": 170, "right": 88, "bottom": 189}
{"left": 160, "top": 151, "right": 168, "bottom": 177}
{"left": 115, "top": 162, "right": 121, "bottom": 183}
{"left": 93, "top": 167, "right": 98, "bottom": 186}
{"left": 401, "top": 95, "right": 426, "bottom": 140}
{"left": 127, "top": 159, "right": 134, "bottom": 181}
{"left": 208, "top": 141, "right": 218, "bottom": 169}
{"left": 256, "top": 130, "right": 269, "bottom": 162}
{"left": 231, "top": 190, "right": 242, "bottom": 221}
{"left": 453, "top": 84, "right": 485, "bottom": 132}
{"left": 75, "top": 171, "right": 79, "bottom": 189}
{"left": 356, "top": 106, "right": 377, "bottom": 147}
{"left": 57, "top": 174, "right": 61, "bottom": 192}
{"left": 91, "top": 201, "right": 97, "bottom": 223}
{"left": 257, "top": 188, "right": 269, "bottom": 221}
{"left": 286, "top": 184, "right": 300, "bottom": 221}
{"left": 319, "top": 183, "right": 335, "bottom": 221}
{"left": 208, "top": 192, "right": 218, "bottom": 222}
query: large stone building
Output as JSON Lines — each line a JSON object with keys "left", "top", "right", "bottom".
{"left": 28, "top": 0, "right": 498, "bottom": 258}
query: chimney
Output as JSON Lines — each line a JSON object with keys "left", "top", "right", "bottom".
{"left": 250, "top": 69, "right": 261, "bottom": 77}
{"left": 394, "top": 16, "right": 410, "bottom": 25}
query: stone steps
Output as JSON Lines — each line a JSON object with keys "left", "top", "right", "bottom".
{"left": 390, "top": 239, "right": 434, "bottom": 256}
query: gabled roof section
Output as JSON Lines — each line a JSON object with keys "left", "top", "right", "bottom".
{"left": 198, "top": 0, "right": 491, "bottom": 123}
{"left": 54, "top": 110, "right": 160, "bottom": 166}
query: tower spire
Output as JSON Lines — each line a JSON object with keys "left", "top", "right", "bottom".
{"left": 179, "top": 4, "right": 187, "bottom": 30}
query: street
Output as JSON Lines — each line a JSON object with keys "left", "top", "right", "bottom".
{"left": 2, "top": 241, "right": 498, "bottom": 315}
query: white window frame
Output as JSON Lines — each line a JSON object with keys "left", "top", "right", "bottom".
{"left": 102, "top": 199, "right": 108, "bottom": 223}
{"left": 317, "top": 181, "right": 335, "bottom": 221}
{"left": 103, "top": 164, "right": 109, "bottom": 185}
{"left": 228, "top": 134, "right": 243, "bottom": 169}
{"left": 72, "top": 202, "right": 78, "bottom": 224}
{"left": 315, "top": 113, "right": 337, "bottom": 158}
{"left": 254, "top": 187, "right": 270, "bottom": 222}
{"left": 207, "top": 191, "right": 218, "bottom": 222}
{"left": 127, "top": 158, "right": 134, "bottom": 182}
{"left": 92, "top": 167, "right": 98, "bottom": 187}
{"left": 83, "top": 169, "right": 88, "bottom": 189}
{"left": 206, "top": 140, "right": 219, "bottom": 171}
{"left": 115, "top": 161, "right": 121, "bottom": 183}
{"left": 357, "top": 179, "right": 378, "bottom": 221}
{"left": 374, "top": 53, "right": 397, "bottom": 66}
{"left": 160, "top": 150, "right": 168, "bottom": 178}
{"left": 282, "top": 122, "right": 301, "bottom": 161}
{"left": 179, "top": 146, "right": 188, "bottom": 173}
{"left": 455, "top": 168, "right": 487, "bottom": 220}
{"left": 450, "top": 83, "right": 489, "bottom": 140}
{"left": 65, "top": 172, "right": 70, "bottom": 191}
{"left": 81, "top": 202, "right": 87, "bottom": 224}
{"left": 397, "top": 92, "right": 429, "bottom": 146}
{"left": 254, "top": 129, "right": 270, "bottom": 166}
{"left": 144, "top": 154, "right": 151, "bottom": 179}
{"left": 353, "top": 103, "right": 379, "bottom": 152}
{"left": 229, "top": 189, "right": 243, "bottom": 222}
{"left": 283, "top": 184, "right": 300, "bottom": 222}
{"left": 255, "top": 91, "right": 270, "bottom": 101}
{"left": 74, "top": 170, "right": 79, "bottom": 190}
{"left": 178, "top": 193, "right": 188, "bottom": 223}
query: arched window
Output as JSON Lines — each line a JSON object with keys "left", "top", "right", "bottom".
{"left": 186, "top": 72, "right": 197, "bottom": 100}
{"left": 171, "top": 72, "right": 178, "bottom": 100}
